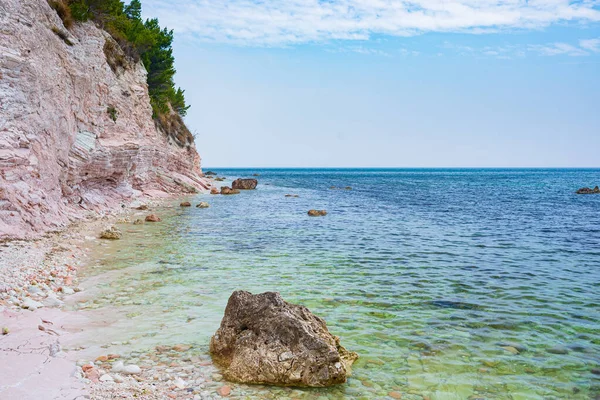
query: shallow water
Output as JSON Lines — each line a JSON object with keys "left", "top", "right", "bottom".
{"left": 76, "top": 169, "right": 600, "bottom": 399}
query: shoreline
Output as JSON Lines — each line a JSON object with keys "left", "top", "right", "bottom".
{"left": 0, "top": 194, "right": 234, "bottom": 400}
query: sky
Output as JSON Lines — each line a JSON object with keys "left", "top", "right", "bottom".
{"left": 141, "top": 0, "right": 600, "bottom": 168}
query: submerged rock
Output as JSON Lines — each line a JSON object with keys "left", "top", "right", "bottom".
{"left": 180, "top": 201, "right": 192, "bottom": 207}
{"left": 576, "top": 186, "right": 600, "bottom": 194}
{"left": 99, "top": 226, "right": 122, "bottom": 240}
{"left": 145, "top": 214, "right": 161, "bottom": 222}
{"left": 210, "top": 291, "right": 358, "bottom": 387}
{"left": 221, "top": 187, "right": 240, "bottom": 195}
{"left": 232, "top": 178, "right": 258, "bottom": 190}
{"left": 133, "top": 219, "right": 144, "bottom": 225}
{"left": 210, "top": 187, "right": 220, "bottom": 195}
{"left": 214, "top": 177, "right": 225, "bottom": 182}
{"left": 196, "top": 202, "right": 210, "bottom": 208}
{"left": 308, "top": 210, "right": 327, "bottom": 217}
{"left": 205, "top": 171, "right": 217, "bottom": 176}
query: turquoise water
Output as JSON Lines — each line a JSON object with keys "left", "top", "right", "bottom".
{"left": 79, "top": 169, "right": 600, "bottom": 399}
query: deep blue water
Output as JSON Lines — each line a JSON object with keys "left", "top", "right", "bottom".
{"left": 83, "top": 168, "right": 600, "bottom": 399}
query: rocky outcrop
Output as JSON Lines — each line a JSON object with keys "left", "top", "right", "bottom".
{"left": 308, "top": 210, "right": 327, "bottom": 217}
{"left": 210, "top": 291, "right": 358, "bottom": 387}
{"left": 232, "top": 178, "right": 257, "bottom": 190}
{"left": 0, "top": 0, "right": 210, "bottom": 239}
{"left": 220, "top": 187, "right": 240, "bottom": 195}
{"left": 576, "top": 186, "right": 600, "bottom": 194}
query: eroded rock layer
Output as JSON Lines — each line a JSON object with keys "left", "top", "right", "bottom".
{"left": 0, "top": 0, "right": 209, "bottom": 238}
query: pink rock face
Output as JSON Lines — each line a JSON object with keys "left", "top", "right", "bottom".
{"left": 0, "top": 0, "right": 209, "bottom": 239}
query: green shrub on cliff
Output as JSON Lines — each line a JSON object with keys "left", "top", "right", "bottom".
{"left": 50, "top": 0, "right": 190, "bottom": 120}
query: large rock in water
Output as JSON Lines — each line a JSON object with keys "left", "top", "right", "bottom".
{"left": 210, "top": 291, "right": 358, "bottom": 387}
{"left": 576, "top": 186, "right": 600, "bottom": 194}
{"left": 232, "top": 178, "right": 258, "bottom": 190}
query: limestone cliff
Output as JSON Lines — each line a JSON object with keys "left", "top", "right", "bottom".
{"left": 0, "top": 0, "right": 210, "bottom": 239}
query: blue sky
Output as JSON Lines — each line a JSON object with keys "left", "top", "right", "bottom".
{"left": 141, "top": 0, "right": 600, "bottom": 167}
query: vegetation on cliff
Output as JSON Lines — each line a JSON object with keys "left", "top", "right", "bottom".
{"left": 48, "top": 0, "right": 190, "bottom": 122}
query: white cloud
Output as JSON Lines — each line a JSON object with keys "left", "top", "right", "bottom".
{"left": 142, "top": 0, "right": 600, "bottom": 46}
{"left": 529, "top": 42, "right": 590, "bottom": 56}
{"left": 580, "top": 38, "right": 600, "bottom": 52}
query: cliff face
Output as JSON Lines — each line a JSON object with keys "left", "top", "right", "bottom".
{"left": 0, "top": 0, "right": 209, "bottom": 239}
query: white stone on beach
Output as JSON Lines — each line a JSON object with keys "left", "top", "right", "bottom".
{"left": 123, "top": 365, "right": 141, "bottom": 375}
{"left": 100, "top": 374, "right": 114, "bottom": 382}
{"left": 43, "top": 295, "right": 64, "bottom": 308}
{"left": 21, "top": 298, "right": 43, "bottom": 310}
{"left": 61, "top": 287, "right": 75, "bottom": 295}
{"left": 174, "top": 377, "right": 186, "bottom": 389}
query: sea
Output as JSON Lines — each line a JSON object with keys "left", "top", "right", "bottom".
{"left": 74, "top": 168, "right": 600, "bottom": 399}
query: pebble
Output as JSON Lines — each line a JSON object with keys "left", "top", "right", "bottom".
{"left": 61, "top": 287, "right": 75, "bottom": 295}
{"left": 172, "top": 377, "right": 185, "bottom": 389}
{"left": 122, "top": 365, "right": 141, "bottom": 375}
{"left": 389, "top": 391, "right": 402, "bottom": 399}
{"left": 501, "top": 346, "right": 520, "bottom": 355}
{"left": 547, "top": 346, "right": 569, "bottom": 355}
{"left": 217, "top": 385, "right": 231, "bottom": 397}
{"left": 99, "top": 374, "right": 114, "bottom": 382}
{"left": 21, "top": 298, "right": 43, "bottom": 310}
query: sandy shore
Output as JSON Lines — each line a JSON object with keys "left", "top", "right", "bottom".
{"left": 0, "top": 199, "right": 242, "bottom": 400}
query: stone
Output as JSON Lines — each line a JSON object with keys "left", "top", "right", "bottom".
{"left": 122, "top": 365, "right": 141, "bottom": 375}
{"left": 285, "top": 194, "right": 299, "bottom": 198}
{"left": 576, "top": 186, "right": 600, "bottom": 194}
{"left": 547, "top": 346, "right": 569, "bottom": 355}
{"left": 173, "top": 344, "right": 192, "bottom": 352}
{"left": 217, "top": 385, "right": 231, "bottom": 397}
{"left": 210, "top": 187, "right": 220, "bottom": 195}
{"left": 145, "top": 214, "right": 161, "bottom": 222}
{"left": 220, "top": 187, "right": 240, "bottom": 195}
{"left": 43, "top": 295, "right": 64, "bottom": 308}
{"left": 61, "top": 287, "right": 75, "bottom": 295}
{"left": 231, "top": 178, "right": 258, "bottom": 190}
{"left": 21, "top": 298, "right": 44, "bottom": 311}
{"left": 174, "top": 377, "right": 187, "bottom": 389}
{"left": 99, "top": 374, "right": 114, "bottom": 382}
{"left": 133, "top": 219, "right": 144, "bottom": 225}
{"left": 389, "top": 392, "right": 402, "bottom": 399}
{"left": 137, "top": 205, "right": 149, "bottom": 210}
{"left": 96, "top": 355, "right": 109, "bottom": 362}
{"left": 196, "top": 202, "right": 210, "bottom": 208}
{"left": 100, "top": 226, "right": 122, "bottom": 240}
{"left": 308, "top": 210, "right": 327, "bottom": 217}
{"left": 205, "top": 171, "right": 217, "bottom": 176}
{"left": 180, "top": 201, "right": 192, "bottom": 207}
{"left": 210, "top": 291, "right": 358, "bottom": 387}
{"left": 501, "top": 346, "right": 519, "bottom": 355}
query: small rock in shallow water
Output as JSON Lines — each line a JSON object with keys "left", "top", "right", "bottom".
{"left": 196, "top": 202, "right": 209, "bottom": 208}
{"left": 180, "top": 202, "right": 192, "bottom": 207}
{"left": 210, "top": 187, "right": 219, "bottom": 195}
{"left": 389, "top": 391, "right": 402, "bottom": 399}
{"left": 99, "top": 226, "right": 121, "bottom": 240}
{"left": 145, "top": 214, "right": 161, "bottom": 222}
{"left": 307, "top": 209, "right": 327, "bottom": 217}
{"left": 133, "top": 219, "right": 143, "bottom": 225}
{"left": 501, "top": 346, "right": 520, "bottom": 355}
{"left": 547, "top": 346, "right": 569, "bottom": 355}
